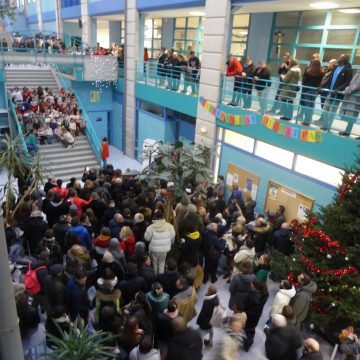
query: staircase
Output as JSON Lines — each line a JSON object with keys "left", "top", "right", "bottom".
{"left": 5, "top": 67, "right": 100, "bottom": 180}
{"left": 5, "top": 67, "right": 59, "bottom": 93}
{"left": 38, "top": 136, "right": 99, "bottom": 181}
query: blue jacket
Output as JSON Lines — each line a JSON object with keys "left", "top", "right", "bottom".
{"left": 66, "top": 277, "right": 90, "bottom": 321}
{"left": 66, "top": 226, "right": 92, "bottom": 250}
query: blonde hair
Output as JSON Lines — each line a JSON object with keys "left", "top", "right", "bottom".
{"left": 120, "top": 226, "right": 133, "bottom": 240}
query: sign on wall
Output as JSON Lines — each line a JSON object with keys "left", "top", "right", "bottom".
{"left": 90, "top": 91, "right": 100, "bottom": 103}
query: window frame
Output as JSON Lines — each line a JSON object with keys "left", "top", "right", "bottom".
{"left": 230, "top": 13, "right": 250, "bottom": 59}
{"left": 144, "top": 18, "right": 163, "bottom": 60}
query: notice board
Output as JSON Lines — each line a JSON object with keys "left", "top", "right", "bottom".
{"left": 264, "top": 180, "right": 314, "bottom": 222}
{"left": 226, "top": 163, "right": 260, "bottom": 200}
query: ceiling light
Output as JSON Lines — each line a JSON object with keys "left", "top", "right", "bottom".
{"left": 189, "top": 11, "right": 205, "bottom": 16}
{"left": 310, "top": 2, "right": 339, "bottom": 9}
{"left": 338, "top": 8, "right": 360, "bottom": 13}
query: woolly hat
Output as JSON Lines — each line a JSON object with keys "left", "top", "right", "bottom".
{"left": 102, "top": 251, "right": 114, "bottom": 263}
{"left": 134, "top": 213, "right": 144, "bottom": 224}
{"left": 271, "top": 314, "right": 287, "bottom": 328}
{"left": 50, "top": 264, "right": 64, "bottom": 276}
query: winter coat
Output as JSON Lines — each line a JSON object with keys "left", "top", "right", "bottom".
{"left": 242, "top": 62, "right": 256, "bottom": 92}
{"left": 178, "top": 231, "right": 202, "bottom": 267}
{"left": 133, "top": 221, "right": 147, "bottom": 242}
{"left": 109, "top": 218, "right": 125, "bottom": 239}
{"left": 118, "top": 276, "right": 148, "bottom": 305}
{"left": 66, "top": 245, "right": 92, "bottom": 276}
{"left": 53, "top": 221, "right": 71, "bottom": 253}
{"left": 196, "top": 294, "right": 219, "bottom": 330}
{"left": 156, "top": 270, "right": 180, "bottom": 298}
{"left": 101, "top": 141, "right": 109, "bottom": 160}
{"left": 44, "top": 276, "right": 68, "bottom": 313}
{"left": 23, "top": 215, "right": 48, "bottom": 254}
{"left": 166, "top": 328, "right": 203, "bottom": 360}
{"left": 233, "top": 246, "right": 256, "bottom": 275}
{"left": 129, "top": 346, "right": 160, "bottom": 360}
{"left": 94, "top": 288, "right": 121, "bottom": 323}
{"left": 67, "top": 277, "right": 91, "bottom": 321}
{"left": 290, "top": 281, "right": 317, "bottom": 329}
{"left": 174, "top": 286, "right": 198, "bottom": 323}
{"left": 272, "top": 228, "right": 293, "bottom": 256}
{"left": 226, "top": 58, "right": 243, "bottom": 78}
{"left": 270, "top": 286, "right": 296, "bottom": 316}
{"left": 265, "top": 325, "right": 303, "bottom": 360}
{"left": 146, "top": 291, "right": 170, "bottom": 318}
{"left": 155, "top": 310, "right": 177, "bottom": 343}
{"left": 253, "top": 66, "right": 271, "bottom": 91}
{"left": 325, "top": 63, "right": 353, "bottom": 95}
{"left": 93, "top": 234, "right": 111, "bottom": 249}
{"left": 229, "top": 273, "right": 256, "bottom": 309}
{"left": 300, "top": 352, "right": 324, "bottom": 360}
{"left": 119, "top": 235, "right": 136, "bottom": 257}
{"left": 251, "top": 222, "right": 271, "bottom": 254}
{"left": 43, "top": 200, "right": 69, "bottom": 227}
{"left": 244, "top": 289, "right": 269, "bottom": 329}
{"left": 280, "top": 65, "right": 301, "bottom": 99}
{"left": 340, "top": 70, "right": 360, "bottom": 118}
{"left": 254, "top": 263, "right": 271, "bottom": 282}
{"left": 66, "top": 225, "right": 92, "bottom": 251}
{"left": 339, "top": 336, "right": 360, "bottom": 360}
{"left": 144, "top": 219, "right": 175, "bottom": 253}
{"left": 202, "top": 229, "right": 226, "bottom": 259}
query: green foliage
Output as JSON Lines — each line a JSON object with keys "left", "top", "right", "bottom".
{"left": 44, "top": 318, "right": 115, "bottom": 360}
{"left": 268, "top": 247, "right": 289, "bottom": 282}
{"left": 140, "top": 140, "right": 213, "bottom": 199}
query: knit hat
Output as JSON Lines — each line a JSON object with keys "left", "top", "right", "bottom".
{"left": 133, "top": 213, "right": 144, "bottom": 224}
{"left": 109, "top": 238, "right": 119, "bottom": 248}
{"left": 102, "top": 251, "right": 114, "bottom": 263}
{"left": 97, "top": 276, "right": 118, "bottom": 291}
{"left": 13, "top": 282, "right": 26, "bottom": 297}
{"left": 271, "top": 314, "right": 287, "bottom": 328}
{"left": 69, "top": 204, "right": 78, "bottom": 216}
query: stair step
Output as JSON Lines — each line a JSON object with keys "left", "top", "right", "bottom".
{"left": 42, "top": 160, "right": 98, "bottom": 171}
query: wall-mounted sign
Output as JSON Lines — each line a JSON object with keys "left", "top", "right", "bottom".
{"left": 90, "top": 91, "right": 100, "bottom": 103}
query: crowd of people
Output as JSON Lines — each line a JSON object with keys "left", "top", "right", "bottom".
{"left": 10, "top": 85, "right": 86, "bottom": 154}
{"left": 5, "top": 165, "right": 360, "bottom": 360}
{"left": 225, "top": 52, "right": 360, "bottom": 135}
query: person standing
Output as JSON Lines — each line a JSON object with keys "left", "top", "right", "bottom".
{"left": 226, "top": 55, "right": 244, "bottom": 106}
{"left": 241, "top": 57, "right": 255, "bottom": 109}
{"left": 338, "top": 69, "right": 360, "bottom": 137}
{"left": 253, "top": 60, "right": 271, "bottom": 114}
{"left": 318, "top": 59, "right": 337, "bottom": 110}
{"left": 300, "top": 338, "right": 324, "bottom": 360}
{"left": 157, "top": 47, "right": 168, "bottom": 86}
{"left": 101, "top": 137, "right": 109, "bottom": 168}
{"left": 290, "top": 273, "right": 317, "bottom": 330}
{"left": 187, "top": 50, "right": 200, "bottom": 95}
{"left": 269, "top": 52, "right": 291, "bottom": 114}
{"left": 320, "top": 54, "right": 353, "bottom": 131}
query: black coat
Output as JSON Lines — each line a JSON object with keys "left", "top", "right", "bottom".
{"left": 139, "top": 265, "right": 156, "bottom": 289}
{"left": 300, "top": 352, "right": 324, "bottom": 360}
{"left": 196, "top": 294, "right": 219, "bottom": 330}
{"left": 23, "top": 216, "right": 48, "bottom": 254}
{"left": 202, "top": 229, "right": 225, "bottom": 259}
{"left": 244, "top": 289, "right": 269, "bottom": 329}
{"left": 44, "top": 276, "right": 68, "bottom": 313}
{"left": 118, "top": 276, "right": 148, "bottom": 305}
{"left": 265, "top": 325, "right": 303, "bottom": 360}
{"left": 133, "top": 221, "right": 147, "bottom": 242}
{"left": 229, "top": 273, "right": 256, "bottom": 309}
{"left": 52, "top": 221, "right": 71, "bottom": 253}
{"left": 272, "top": 228, "right": 293, "bottom": 256}
{"left": 155, "top": 312, "right": 174, "bottom": 343}
{"left": 178, "top": 232, "right": 202, "bottom": 267}
{"left": 253, "top": 66, "right": 271, "bottom": 91}
{"left": 156, "top": 270, "right": 180, "bottom": 298}
{"left": 43, "top": 201, "right": 69, "bottom": 227}
{"left": 325, "top": 63, "right": 353, "bottom": 96}
{"left": 30, "top": 260, "right": 49, "bottom": 293}
{"left": 166, "top": 328, "right": 203, "bottom": 360}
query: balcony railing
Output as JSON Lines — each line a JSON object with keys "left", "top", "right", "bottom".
{"left": 221, "top": 75, "right": 360, "bottom": 137}
{"left": 135, "top": 60, "right": 199, "bottom": 96}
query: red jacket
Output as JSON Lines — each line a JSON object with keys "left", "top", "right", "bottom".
{"left": 226, "top": 58, "right": 243, "bottom": 78}
{"left": 144, "top": 50, "right": 149, "bottom": 62}
{"left": 101, "top": 142, "right": 109, "bottom": 160}
{"left": 119, "top": 235, "right": 135, "bottom": 257}
{"left": 68, "top": 196, "right": 93, "bottom": 217}
{"left": 53, "top": 187, "right": 69, "bottom": 199}
{"left": 93, "top": 235, "right": 111, "bottom": 248}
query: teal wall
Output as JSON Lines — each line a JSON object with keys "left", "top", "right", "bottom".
{"left": 87, "top": 111, "right": 108, "bottom": 140}
{"left": 41, "top": 0, "right": 55, "bottom": 13}
{"left": 112, "top": 91, "right": 124, "bottom": 150}
{"left": 219, "top": 144, "right": 336, "bottom": 213}
{"left": 63, "top": 21, "right": 82, "bottom": 37}
{"left": 247, "top": 13, "right": 274, "bottom": 65}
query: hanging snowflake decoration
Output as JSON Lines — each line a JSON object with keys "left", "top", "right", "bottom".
{"left": 90, "top": 55, "right": 118, "bottom": 92}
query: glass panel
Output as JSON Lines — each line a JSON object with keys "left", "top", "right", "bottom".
{"left": 144, "top": 27, "right": 153, "bottom": 39}
{"left": 255, "top": 141, "right": 294, "bottom": 169}
{"left": 154, "top": 18, "right": 162, "bottom": 28}
{"left": 326, "top": 29, "right": 357, "bottom": 45}
{"left": 298, "top": 29, "right": 323, "bottom": 44}
{"left": 295, "top": 47, "right": 320, "bottom": 61}
{"left": 273, "top": 29, "right": 296, "bottom": 44}
{"left": 174, "top": 40, "right": 184, "bottom": 52}
{"left": 230, "top": 43, "right": 247, "bottom": 57}
{"left": 331, "top": 10, "right": 360, "bottom": 25}
{"left": 187, "top": 29, "right": 198, "bottom": 40}
{"left": 224, "top": 130, "right": 254, "bottom": 153}
{"left": 152, "top": 40, "right": 161, "bottom": 49}
{"left": 354, "top": 49, "right": 360, "bottom": 65}
{"left": 269, "top": 45, "right": 292, "bottom": 59}
{"left": 174, "top": 29, "right": 186, "bottom": 40}
{"left": 140, "top": 101, "right": 163, "bottom": 117}
{"left": 186, "top": 41, "right": 198, "bottom": 52}
{"left": 153, "top": 28, "right": 162, "bottom": 39}
{"left": 295, "top": 155, "right": 344, "bottom": 186}
{"left": 145, "top": 19, "right": 153, "bottom": 29}
{"left": 175, "top": 18, "right": 186, "bottom": 28}
{"left": 233, "top": 14, "right": 250, "bottom": 27}
{"left": 188, "top": 17, "right": 200, "bottom": 28}
{"left": 232, "top": 28, "right": 248, "bottom": 42}
{"left": 323, "top": 48, "right": 351, "bottom": 62}
{"left": 144, "top": 39, "right": 152, "bottom": 49}
{"left": 275, "top": 12, "right": 299, "bottom": 27}
{"left": 300, "top": 10, "right": 327, "bottom": 26}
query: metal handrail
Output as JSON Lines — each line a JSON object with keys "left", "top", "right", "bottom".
{"left": 7, "top": 95, "right": 32, "bottom": 164}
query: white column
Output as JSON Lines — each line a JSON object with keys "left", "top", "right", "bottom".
{"left": 55, "top": 0, "right": 63, "bottom": 35}
{"left": 36, "top": 0, "right": 43, "bottom": 32}
{"left": 80, "top": 0, "right": 90, "bottom": 46}
{"left": 195, "top": 0, "right": 231, "bottom": 147}
{"left": 124, "top": 0, "right": 138, "bottom": 157}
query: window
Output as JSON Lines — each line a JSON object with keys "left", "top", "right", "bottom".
{"left": 224, "top": 129, "right": 254, "bottom": 153}
{"left": 145, "top": 18, "right": 162, "bottom": 59}
{"left": 230, "top": 14, "right": 250, "bottom": 58}
{"left": 120, "top": 21, "right": 125, "bottom": 45}
{"left": 294, "top": 155, "right": 344, "bottom": 187}
{"left": 140, "top": 101, "right": 163, "bottom": 117}
{"left": 255, "top": 141, "right": 294, "bottom": 169}
{"left": 269, "top": 9, "right": 360, "bottom": 71}
{"left": 173, "top": 17, "right": 204, "bottom": 58}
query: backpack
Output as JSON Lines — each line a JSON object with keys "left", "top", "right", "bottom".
{"left": 210, "top": 304, "right": 228, "bottom": 327}
{"left": 24, "top": 263, "right": 47, "bottom": 295}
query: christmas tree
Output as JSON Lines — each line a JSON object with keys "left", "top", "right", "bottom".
{"left": 283, "top": 154, "right": 360, "bottom": 329}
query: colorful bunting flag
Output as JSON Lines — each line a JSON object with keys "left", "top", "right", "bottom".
{"left": 220, "top": 112, "right": 225, "bottom": 121}
{"left": 278, "top": 124, "right": 286, "bottom": 136}
{"left": 315, "top": 130, "right": 323, "bottom": 142}
{"left": 245, "top": 115, "right": 251, "bottom": 125}
{"left": 285, "top": 126, "right": 292, "bottom": 138}
{"left": 267, "top": 118, "right": 275, "bottom": 130}
{"left": 273, "top": 121, "right": 280, "bottom": 133}
{"left": 234, "top": 115, "right": 240, "bottom": 125}
{"left": 307, "top": 130, "right": 316, "bottom": 142}
{"left": 292, "top": 127, "right": 300, "bottom": 140}
{"left": 300, "top": 129, "right": 309, "bottom": 142}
